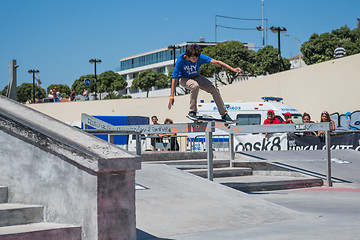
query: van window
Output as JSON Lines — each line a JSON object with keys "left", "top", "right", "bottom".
{"left": 275, "top": 115, "right": 284, "bottom": 123}
{"left": 236, "top": 114, "right": 261, "bottom": 125}
{"left": 291, "top": 114, "right": 302, "bottom": 124}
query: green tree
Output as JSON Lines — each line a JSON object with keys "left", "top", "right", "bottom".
{"left": 98, "top": 70, "right": 127, "bottom": 92}
{"left": 104, "top": 92, "right": 132, "bottom": 100}
{"left": 155, "top": 72, "right": 168, "bottom": 89}
{"left": 17, "top": 83, "right": 46, "bottom": 103}
{"left": 253, "top": 45, "right": 291, "bottom": 75}
{"left": 301, "top": 25, "right": 360, "bottom": 65}
{"left": 71, "top": 74, "right": 95, "bottom": 96}
{"left": 1, "top": 85, "right": 8, "bottom": 96}
{"left": 200, "top": 41, "right": 255, "bottom": 85}
{"left": 253, "top": 45, "right": 278, "bottom": 75}
{"left": 131, "top": 70, "right": 167, "bottom": 97}
{"left": 301, "top": 32, "right": 338, "bottom": 64}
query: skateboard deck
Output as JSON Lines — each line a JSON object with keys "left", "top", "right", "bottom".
{"left": 186, "top": 115, "right": 239, "bottom": 124}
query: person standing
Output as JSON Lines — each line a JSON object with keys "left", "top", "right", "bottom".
{"left": 168, "top": 44, "right": 242, "bottom": 122}
{"left": 317, "top": 111, "right": 335, "bottom": 136}
{"left": 149, "top": 116, "right": 162, "bottom": 151}
{"left": 263, "top": 110, "right": 281, "bottom": 125}
{"left": 282, "top": 112, "right": 294, "bottom": 124}
{"left": 53, "top": 87, "right": 60, "bottom": 102}
{"left": 70, "top": 90, "right": 76, "bottom": 101}
{"left": 334, "top": 43, "right": 346, "bottom": 58}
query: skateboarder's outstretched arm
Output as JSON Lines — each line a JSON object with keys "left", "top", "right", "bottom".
{"left": 168, "top": 78, "right": 177, "bottom": 110}
{"left": 210, "top": 59, "right": 242, "bottom": 74}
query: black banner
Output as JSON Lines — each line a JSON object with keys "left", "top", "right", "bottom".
{"left": 287, "top": 133, "right": 360, "bottom": 151}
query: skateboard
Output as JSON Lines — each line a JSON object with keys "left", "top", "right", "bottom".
{"left": 186, "top": 115, "right": 239, "bottom": 128}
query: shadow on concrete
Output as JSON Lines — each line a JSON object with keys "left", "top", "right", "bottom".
{"left": 136, "top": 229, "right": 174, "bottom": 240}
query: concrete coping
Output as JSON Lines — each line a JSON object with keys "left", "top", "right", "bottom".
{"left": 0, "top": 96, "right": 140, "bottom": 173}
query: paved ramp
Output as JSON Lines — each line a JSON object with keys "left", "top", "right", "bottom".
{"left": 236, "top": 149, "right": 360, "bottom": 187}
{"left": 135, "top": 164, "right": 301, "bottom": 239}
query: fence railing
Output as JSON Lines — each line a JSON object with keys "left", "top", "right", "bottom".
{"left": 81, "top": 113, "right": 334, "bottom": 186}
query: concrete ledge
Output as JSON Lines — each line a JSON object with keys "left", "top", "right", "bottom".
{"left": 187, "top": 167, "right": 253, "bottom": 178}
{"left": 221, "top": 178, "right": 324, "bottom": 192}
{"left": 0, "top": 96, "right": 139, "bottom": 240}
{"left": 141, "top": 151, "right": 207, "bottom": 161}
{"left": 0, "top": 96, "right": 140, "bottom": 172}
{"left": 0, "top": 223, "right": 81, "bottom": 240}
{"left": 0, "top": 204, "right": 43, "bottom": 227}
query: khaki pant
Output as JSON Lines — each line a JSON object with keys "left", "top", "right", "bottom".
{"left": 179, "top": 75, "right": 227, "bottom": 116}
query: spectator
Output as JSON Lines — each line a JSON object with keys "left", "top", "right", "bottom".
{"left": 53, "top": 87, "right": 60, "bottom": 102}
{"left": 282, "top": 112, "right": 294, "bottom": 124}
{"left": 263, "top": 109, "right": 280, "bottom": 137}
{"left": 70, "top": 90, "right": 76, "bottom": 101}
{"left": 263, "top": 110, "right": 281, "bottom": 125}
{"left": 149, "top": 116, "right": 162, "bottom": 151}
{"left": 83, "top": 88, "right": 89, "bottom": 101}
{"left": 48, "top": 90, "right": 54, "bottom": 101}
{"left": 159, "top": 118, "right": 179, "bottom": 151}
{"left": 317, "top": 110, "right": 335, "bottom": 136}
{"left": 302, "top": 112, "right": 315, "bottom": 136}
{"left": 334, "top": 43, "right": 346, "bottom": 58}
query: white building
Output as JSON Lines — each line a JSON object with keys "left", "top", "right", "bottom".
{"left": 116, "top": 41, "right": 254, "bottom": 98}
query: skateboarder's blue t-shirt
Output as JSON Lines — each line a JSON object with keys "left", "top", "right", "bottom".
{"left": 172, "top": 53, "right": 212, "bottom": 79}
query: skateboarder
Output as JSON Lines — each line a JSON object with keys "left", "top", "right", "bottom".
{"left": 167, "top": 44, "right": 242, "bottom": 122}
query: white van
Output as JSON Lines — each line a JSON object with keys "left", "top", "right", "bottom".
{"left": 188, "top": 97, "right": 302, "bottom": 151}
{"left": 197, "top": 97, "right": 302, "bottom": 125}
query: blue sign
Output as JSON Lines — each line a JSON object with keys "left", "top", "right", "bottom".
{"left": 84, "top": 78, "right": 91, "bottom": 86}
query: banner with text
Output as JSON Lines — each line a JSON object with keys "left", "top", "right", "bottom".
{"left": 234, "top": 133, "right": 287, "bottom": 151}
{"left": 287, "top": 133, "right": 360, "bottom": 151}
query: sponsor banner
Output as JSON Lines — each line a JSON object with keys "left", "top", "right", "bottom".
{"left": 287, "top": 133, "right": 360, "bottom": 151}
{"left": 234, "top": 133, "right": 287, "bottom": 151}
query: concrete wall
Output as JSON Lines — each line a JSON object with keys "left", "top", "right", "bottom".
{"left": 0, "top": 96, "right": 140, "bottom": 240}
{"left": 28, "top": 53, "right": 360, "bottom": 124}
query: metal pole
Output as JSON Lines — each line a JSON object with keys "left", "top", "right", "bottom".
{"left": 108, "top": 134, "right": 114, "bottom": 143}
{"left": 325, "top": 128, "right": 333, "bottom": 187}
{"left": 206, "top": 123, "right": 214, "bottom": 181}
{"left": 135, "top": 132, "right": 141, "bottom": 156}
{"left": 32, "top": 72, "right": 35, "bottom": 103}
{"left": 299, "top": 40, "right": 301, "bottom": 67}
{"left": 229, "top": 133, "right": 235, "bottom": 167}
{"left": 277, "top": 30, "right": 281, "bottom": 72}
{"left": 94, "top": 62, "right": 99, "bottom": 100}
{"left": 262, "top": 0, "right": 265, "bottom": 48}
{"left": 215, "top": 16, "right": 217, "bottom": 42}
{"left": 173, "top": 48, "right": 176, "bottom": 68}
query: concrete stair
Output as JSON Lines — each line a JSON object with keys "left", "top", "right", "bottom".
{"left": 145, "top": 159, "right": 230, "bottom": 170}
{"left": 0, "top": 186, "right": 81, "bottom": 240}
{"left": 187, "top": 167, "right": 253, "bottom": 178}
{"left": 142, "top": 152, "right": 323, "bottom": 192}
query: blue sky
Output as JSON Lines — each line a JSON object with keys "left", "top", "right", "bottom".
{"left": 1, "top": 0, "right": 359, "bottom": 91}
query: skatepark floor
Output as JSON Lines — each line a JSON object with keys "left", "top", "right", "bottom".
{"left": 136, "top": 150, "right": 360, "bottom": 240}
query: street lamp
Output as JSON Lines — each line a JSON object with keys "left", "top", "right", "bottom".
{"left": 28, "top": 69, "right": 39, "bottom": 103}
{"left": 168, "top": 45, "right": 181, "bottom": 95}
{"left": 167, "top": 45, "right": 181, "bottom": 68}
{"left": 89, "top": 59, "right": 102, "bottom": 100}
{"left": 270, "top": 26, "right": 287, "bottom": 72}
{"left": 285, "top": 34, "right": 302, "bottom": 67}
